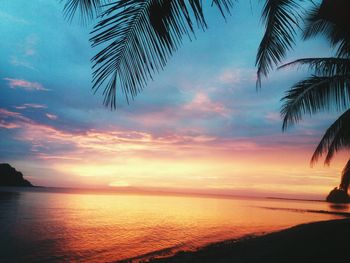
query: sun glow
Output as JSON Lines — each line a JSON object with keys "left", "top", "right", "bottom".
{"left": 2, "top": 106, "right": 345, "bottom": 197}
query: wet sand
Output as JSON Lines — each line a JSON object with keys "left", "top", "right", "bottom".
{"left": 148, "top": 218, "right": 350, "bottom": 263}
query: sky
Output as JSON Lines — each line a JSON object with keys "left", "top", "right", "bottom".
{"left": 0, "top": 0, "right": 347, "bottom": 198}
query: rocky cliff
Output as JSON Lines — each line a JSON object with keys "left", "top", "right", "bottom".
{"left": 0, "top": 163, "right": 33, "bottom": 187}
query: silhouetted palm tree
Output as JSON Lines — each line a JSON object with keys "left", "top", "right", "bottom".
{"left": 62, "top": 0, "right": 304, "bottom": 105}
{"left": 63, "top": 0, "right": 350, "bottom": 194}
{"left": 62, "top": 0, "right": 233, "bottom": 108}
{"left": 279, "top": 0, "right": 350, "bottom": 194}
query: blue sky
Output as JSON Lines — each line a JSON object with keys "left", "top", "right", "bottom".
{"left": 0, "top": 0, "right": 346, "bottom": 198}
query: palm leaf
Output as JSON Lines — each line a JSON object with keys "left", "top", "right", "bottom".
{"left": 311, "top": 109, "right": 350, "bottom": 165}
{"left": 303, "top": 0, "right": 350, "bottom": 58}
{"left": 281, "top": 74, "right": 350, "bottom": 130}
{"left": 340, "top": 159, "right": 350, "bottom": 192}
{"left": 279, "top": 57, "right": 350, "bottom": 77}
{"left": 255, "top": 0, "right": 303, "bottom": 88}
{"left": 62, "top": 0, "right": 109, "bottom": 23}
{"left": 89, "top": 0, "right": 233, "bottom": 108}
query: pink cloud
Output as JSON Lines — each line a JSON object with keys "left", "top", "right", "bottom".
{"left": 0, "top": 108, "right": 29, "bottom": 129}
{"left": 35, "top": 153, "right": 82, "bottom": 161}
{"left": 265, "top": 112, "right": 281, "bottom": 123}
{"left": 3, "top": 78, "right": 48, "bottom": 91}
{"left": 46, "top": 113, "right": 58, "bottom": 120}
{"left": 0, "top": 121, "right": 20, "bottom": 129}
{"left": 9, "top": 118, "right": 219, "bottom": 161}
{"left": 130, "top": 93, "right": 230, "bottom": 128}
{"left": 183, "top": 92, "right": 229, "bottom": 117}
{"left": 0, "top": 108, "right": 22, "bottom": 117}
{"left": 0, "top": 107, "right": 319, "bottom": 167}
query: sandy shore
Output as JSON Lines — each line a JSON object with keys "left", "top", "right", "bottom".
{"left": 147, "top": 218, "right": 350, "bottom": 263}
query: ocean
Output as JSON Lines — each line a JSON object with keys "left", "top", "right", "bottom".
{"left": 0, "top": 187, "right": 349, "bottom": 262}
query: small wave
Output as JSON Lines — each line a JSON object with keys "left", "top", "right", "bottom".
{"left": 256, "top": 206, "right": 350, "bottom": 217}
{"left": 116, "top": 243, "right": 186, "bottom": 263}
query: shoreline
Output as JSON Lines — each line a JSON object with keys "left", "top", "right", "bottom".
{"left": 144, "top": 218, "right": 350, "bottom": 263}
{"left": 0, "top": 186, "right": 326, "bottom": 202}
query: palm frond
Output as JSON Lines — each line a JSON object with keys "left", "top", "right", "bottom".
{"left": 212, "top": 0, "right": 233, "bottom": 19}
{"left": 303, "top": 6, "right": 328, "bottom": 39}
{"left": 279, "top": 57, "right": 350, "bottom": 77}
{"left": 281, "top": 74, "right": 350, "bottom": 130}
{"left": 303, "top": 0, "right": 350, "bottom": 58}
{"left": 340, "top": 159, "right": 350, "bottom": 192}
{"left": 62, "top": 0, "right": 108, "bottom": 23}
{"left": 311, "top": 109, "right": 350, "bottom": 165}
{"left": 256, "top": 0, "right": 303, "bottom": 88}
{"left": 90, "top": 0, "right": 233, "bottom": 108}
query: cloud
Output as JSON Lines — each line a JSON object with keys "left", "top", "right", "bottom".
{"left": 11, "top": 116, "right": 307, "bottom": 163}
{"left": 9, "top": 56, "right": 36, "bottom": 70}
{"left": 219, "top": 68, "right": 256, "bottom": 85}
{"left": 183, "top": 92, "right": 229, "bottom": 117}
{"left": 8, "top": 35, "right": 38, "bottom": 70}
{"left": 3, "top": 78, "right": 48, "bottom": 91}
{"left": 109, "top": 181, "right": 131, "bottom": 187}
{"left": 0, "top": 11, "right": 29, "bottom": 24}
{"left": 265, "top": 112, "right": 281, "bottom": 123}
{"left": 0, "top": 108, "right": 22, "bottom": 118}
{"left": 0, "top": 108, "right": 29, "bottom": 129}
{"left": 23, "top": 35, "right": 38, "bottom": 57}
{"left": 129, "top": 91, "right": 231, "bottom": 130}
{"left": 15, "top": 103, "right": 47, "bottom": 110}
{"left": 0, "top": 107, "right": 338, "bottom": 194}
{"left": 46, "top": 113, "right": 58, "bottom": 120}
{"left": 0, "top": 122, "right": 20, "bottom": 129}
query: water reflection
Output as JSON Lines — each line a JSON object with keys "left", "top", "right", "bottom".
{"left": 328, "top": 203, "right": 349, "bottom": 210}
{"left": 0, "top": 188, "right": 349, "bottom": 263}
{"left": 0, "top": 190, "right": 20, "bottom": 201}
{"left": 0, "top": 190, "right": 22, "bottom": 263}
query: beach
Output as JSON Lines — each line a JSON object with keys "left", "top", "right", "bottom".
{"left": 149, "top": 218, "right": 350, "bottom": 263}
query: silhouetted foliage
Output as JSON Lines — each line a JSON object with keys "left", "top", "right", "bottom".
{"left": 280, "top": 0, "right": 350, "bottom": 195}
{"left": 326, "top": 187, "right": 349, "bottom": 203}
{"left": 0, "top": 163, "right": 33, "bottom": 187}
{"left": 63, "top": 0, "right": 232, "bottom": 108}
{"left": 255, "top": 0, "right": 303, "bottom": 88}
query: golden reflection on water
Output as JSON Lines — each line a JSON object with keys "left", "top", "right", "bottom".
{"left": 32, "top": 192, "right": 346, "bottom": 262}
{"left": 2, "top": 190, "right": 349, "bottom": 262}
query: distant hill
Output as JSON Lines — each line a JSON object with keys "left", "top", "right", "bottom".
{"left": 0, "top": 163, "right": 33, "bottom": 187}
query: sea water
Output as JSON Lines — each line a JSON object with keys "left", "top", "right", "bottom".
{"left": 0, "top": 187, "right": 349, "bottom": 262}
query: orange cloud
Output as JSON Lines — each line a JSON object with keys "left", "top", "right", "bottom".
{"left": 1, "top": 107, "right": 346, "bottom": 197}
{"left": 11, "top": 118, "right": 343, "bottom": 195}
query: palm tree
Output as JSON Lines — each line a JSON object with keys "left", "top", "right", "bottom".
{"left": 62, "top": 0, "right": 304, "bottom": 105}
{"left": 62, "top": 0, "right": 233, "bottom": 108}
{"left": 278, "top": 0, "right": 350, "bottom": 197}
{"left": 63, "top": 0, "right": 350, "bottom": 198}
{"left": 61, "top": 1, "right": 349, "bottom": 95}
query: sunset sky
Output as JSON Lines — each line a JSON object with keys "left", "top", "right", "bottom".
{"left": 0, "top": 0, "right": 346, "bottom": 198}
